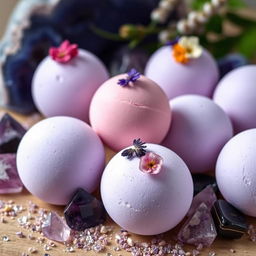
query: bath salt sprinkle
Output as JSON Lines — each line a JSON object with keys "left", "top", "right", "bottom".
{"left": 248, "top": 224, "right": 256, "bottom": 242}
{"left": 208, "top": 252, "right": 216, "bottom": 256}
{"left": 16, "top": 231, "right": 25, "bottom": 238}
{"left": 28, "top": 247, "right": 37, "bottom": 253}
{"left": 230, "top": 249, "right": 236, "bottom": 253}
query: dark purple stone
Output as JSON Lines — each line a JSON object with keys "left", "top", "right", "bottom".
{"left": 192, "top": 174, "right": 218, "bottom": 196}
{"left": 64, "top": 188, "right": 106, "bottom": 231}
{"left": 211, "top": 200, "right": 248, "bottom": 239}
{"left": 0, "top": 113, "right": 26, "bottom": 153}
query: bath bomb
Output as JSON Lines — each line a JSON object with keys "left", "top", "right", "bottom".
{"left": 32, "top": 41, "right": 109, "bottom": 123}
{"left": 101, "top": 143, "right": 193, "bottom": 235}
{"left": 163, "top": 95, "right": 233, "bottom": 173}
{"left": 213, "top": 65, "right": 256, "bottom": 133}
{"left": 216, "top": 129, "right": 256, "bottom": 217}
{"left": 145, "top": 45, "right": 219, "bottom": 99}
{"left": 17, "top": 116, "right": 105, "bottom": 205}
{"left": 89, "top": 71, "right": 171, "bottom": 151}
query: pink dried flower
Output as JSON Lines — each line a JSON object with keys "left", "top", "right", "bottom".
{"left": 139, "top": 152, "right": 163, "bottom": 174}
{"left": 49, "top": 40, "right": 78, "bottom": 63}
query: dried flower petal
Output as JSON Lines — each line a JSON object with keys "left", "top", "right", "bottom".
{"left": 172, "top": 36, "right": 202, "bottom": 64}
{"left": 49, "top": 40, "right": 78, "bottom": 63}
{"left": 118, "top": 68, "right": 141, "bottom": 87}
{"left": 139, "top": 152, "right": 163, "bottom": 174}
{"left": 121, "top": 139, "right": 147, "bottom": 160}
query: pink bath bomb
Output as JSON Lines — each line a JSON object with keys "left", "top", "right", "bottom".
{"left": 89, "top": 74, "right": 171, "bottom": 151}
{"left": 163, "top": 95, "right": 233, "bottom": 173}
{"left": 213, "top": 65, "right": 256, "bottom": 133}
{"left": 101, "top": 143, "right": 193, "bottom": 235}
{"left": 216, "top": 129, "right": 256, "bottom": 217}
{"left": 17, "top": 116, "right": 105, "bottom": 205}
{"left": 145, "top": 46, "right": 219, "bottom": 99}
{"left": 32, "top": 49, "right": 109, "bottom": 123}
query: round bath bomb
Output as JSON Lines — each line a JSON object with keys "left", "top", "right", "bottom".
{"left": 216, "top": 129, "right": 256, "bottom": 217}
{"left": 145, "top": 45, "right": 219, "bottom": 99}
{"left": 32, "top": 41, "right": 109, "bottom": 123}
{"left": 17, "top": 116, "right": 105, "bottom": 205}
{"left": 213, "top": 65, "right": 256, "bottom": 133}
{"left": 163, "top": 95, "right": 233, "bottom": 173}
{"left": 101, "top": 143, "right": 193, "bottom": 235}
{"left": 89, "top": 71, "right": 171, "bottom": 151}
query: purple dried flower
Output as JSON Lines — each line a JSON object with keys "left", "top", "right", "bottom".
{"left": 118, "top": 68, "right": 141, "bottom": 86}
{"left": 121, "top": 139, "right": 147, "bottom": 160}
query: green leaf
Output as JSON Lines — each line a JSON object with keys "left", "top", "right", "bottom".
{"left": 227, "top": 12, "right": 256, "bottom": 27}
{"left": 191, "top": 0, "right": 208, "bottom": 10}
{"left": 237, "top": 28, "right": 256, "bottom": 58}
{"left": 206, "top": 15, "right": 223, "bottom": 34}
{"left": 228, "top": 0, "right": 247, "bottom": 9}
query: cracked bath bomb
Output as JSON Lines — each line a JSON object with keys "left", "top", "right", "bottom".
{"left": 89, "top": 72, "right": 172, "bottom": 151}
{"left": 32, "top": 42, "right": 109, "bottom": 123}
{"left": 101, "top": 143, "right": 193, "bottom": 235}
{"left": 216, "top": 129, "right": 256, "bottom": 217}
{"left": 16, "top": 116, "right": 105, "bottom": 205}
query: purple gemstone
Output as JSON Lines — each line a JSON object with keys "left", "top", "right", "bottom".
{"left": 64, "top": 188, "right": 106, "bottom": 231}
{"left": 0, "top": 154, "right": 23, "bottom": 194}
{"left": 187, "top": 185, "right": 217, "bottom": 217}
{"left": 0, "top": 114, "right": 26, "bottom": 153}
{"left": 178, "top": 203, "right": 217, "bottom": 247}
{"left": 42, "top": 211, "right": 71, "bottom": 242}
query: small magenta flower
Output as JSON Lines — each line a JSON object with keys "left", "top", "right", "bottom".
{"left": 139, "top": 152, "right": 163, "bottom": 175}
{"left": 118, "top": 68, "right": 141, "bottom": 87}
{"left": 49, "top": 40, "right": 78, "bottom": 63}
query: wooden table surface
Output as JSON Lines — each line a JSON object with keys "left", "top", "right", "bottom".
{"left": 0, "top": 109, "right": 256, "bottom": 256}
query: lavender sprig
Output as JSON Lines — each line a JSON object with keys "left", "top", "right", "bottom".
{"left": 118, "top": 68, "right": 141, "bottom": 87}
{"left": 121, "top": 138, "right": 147, "bottom": 160}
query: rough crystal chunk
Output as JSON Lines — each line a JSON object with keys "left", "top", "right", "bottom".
{"left": 0, "top": 114, "right": 26, "bottom": 153}
{"left": 64, "top": 188, "right": 106, "bottom": 231}
{"left": 187, "top": 185, "right": 217, "bottom": 217}
{"left": 0, "top": 153, "right": 23, "bottom": 194}
{"left": 178, "top": 203, "right": 217, "bottom": 247}
{"left": 211, "top": 200, "right": 248, "bottom": 239}
{"left": 42, "top": 211, "right": 71, "bottom": 242}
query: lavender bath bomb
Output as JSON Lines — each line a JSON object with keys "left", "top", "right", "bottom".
{"left": 163, "top": 95, "right": 233, "bottom": 173}
{"left": 216, "top": 129, "right": 256, "bottom": 217}
{"left": 17, "top": 116, "right": 105, "bottom": 205}
{"left": 101, "top": 143, "right": 193, "bottom": 235}
{"left": 32, "top": 41, "right": 109, "bottom": 123}
{"left": 145, "top": 45, "right": 219, "bottom": 99}
{"left": 213, "top": 65, "right": 256, "bottom": 133}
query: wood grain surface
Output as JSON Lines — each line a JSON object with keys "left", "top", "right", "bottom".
{"left": 0, "top": 110, "right": 256, "bottom": 256}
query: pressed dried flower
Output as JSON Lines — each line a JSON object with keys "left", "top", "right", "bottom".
{"left": 139, "top": 152, "right": 163, "bottom": 174}
{"left": 49, "top": 40, "right": 78, "bottom": 63}
{"left": 121, "top": 139, "right": 147, "bottom": 160}
{"left": 118, "top": 69, "right": 141, "bottom": 87}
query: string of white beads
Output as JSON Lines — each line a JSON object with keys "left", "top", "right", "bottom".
{"left": 151, "top": 0, "right": 178, "bottom": 24}
{"left": 176, "top": 0, "right": 227, "bottom": 34}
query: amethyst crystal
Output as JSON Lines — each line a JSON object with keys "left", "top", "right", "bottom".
{"left": 0, "top": 113, "right": 26, "bottom": 153}
{"left": 178, "top": 203, "right": 217, "bottom": 247}
{"left": 64, "top": 188, "right": 106, "bottom": 231}
{"left": 0, "top": 154, "right": 23, "bottom": 194}
{"left": 42, "top": 211, "right": 71, "bottom": 242}
{"left": 187, "top": 185, "right": 217, "bottom": 217}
